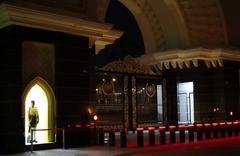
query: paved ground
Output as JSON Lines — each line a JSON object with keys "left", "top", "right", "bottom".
{"left": 3, "top": 131, "right": 240, "bottom": 156}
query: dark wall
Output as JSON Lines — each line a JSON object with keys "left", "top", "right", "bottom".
{"left": 163, "top": 60, "right": 239, "bottom": 124}
{"left": 0, "top": 25, "right": 94, "bottom": 153}
{"left": 0, "top": 26, "right": 24, "bottom": 154}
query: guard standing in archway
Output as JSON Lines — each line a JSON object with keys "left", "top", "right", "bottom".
{"left": 28, "top": 100, "right": 39, "bottom": 143}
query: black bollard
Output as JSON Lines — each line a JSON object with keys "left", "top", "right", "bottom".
{"left": 109, "top": 128, "right": 115, "bottom": 146}
{"left": 204, "top": 123, "right": 211, "bottom": 139}
{"left": 179, "top": 125, "right": 185, "bottom": 143}
{"left": 98, "top": 128, "right": 104, "bottom": 145}
{"left": 212, "top": 123, "right": 219, "bottom": 138}
{"left": 169, "top": 126, "right": 176, "bottom": 144}
{"left": 233, "top": 121, "right": 239, "bottom": 136}
{"left": 120, "top": 128, "right": 127, "bottom": 148}
{"left": 137, "top": 128, "right": 144, "bottom": 147}
{"left": 188, "top": 124, "right": 194, "bottom": 142}
{"left": 148, "top": 127, "right": 155, "bottom": 146}
{"left": 196, "top": 124, "right": 203, "bottom": 141}
{"left": 220, "top": 122, "right": 226, "bottom": 138}
{"left": 159, "top": 126, "right": 166, "bottom": 144}
{"left": 227, "top": 122, "right": 233, "bottom": 137}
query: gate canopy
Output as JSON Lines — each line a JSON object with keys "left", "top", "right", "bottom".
{"left": 136, "top": 48, "right": 240, "bottom": 70}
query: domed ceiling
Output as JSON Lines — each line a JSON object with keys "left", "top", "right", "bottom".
{"left": 2, "top": 0, "right": 240, "bottom": 60}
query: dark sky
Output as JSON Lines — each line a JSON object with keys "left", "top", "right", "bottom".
{"left": 96, "top": 0, "right": 145, "bottom": 67}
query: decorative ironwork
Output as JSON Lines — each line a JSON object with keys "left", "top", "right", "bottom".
{"left": 132, "top": 76, "right": 137, "bottom": 129}
{"left": 145, "top": 83, "right": 156, "bottom": 98}
{"left": 102, "top": 80, "right": 114, "bottom": 96}
{"left": 101, "top": 55, "right": 154, "bottom": 74}
{"left": 124, "top": 75, "right": 129, "bottom": 129}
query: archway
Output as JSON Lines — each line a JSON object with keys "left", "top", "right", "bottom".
{"left": 22, "top": 77, "right": 56, "bottom": 145}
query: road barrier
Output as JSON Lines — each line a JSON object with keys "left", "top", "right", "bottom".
{"left": 148, "top": 127, "right": 155, "bottom": 146}
{"left": 169, "top": 126, "right": 176, "bottom": 144}
{"left": 101, "top": 121, "right": 240, "bottom": 148}
{"left": 137, "top": 128, "right": 144, "bottom": 147}
{"left": 159, "top": 126, "right": 166, "bottom": 144}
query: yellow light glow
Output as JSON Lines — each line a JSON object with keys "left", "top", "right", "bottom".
{"left": 25, "top": 84, "right": 48, "bottom": 144}
{"left": 112, "top": 78, "right": 116, "bottom": 82}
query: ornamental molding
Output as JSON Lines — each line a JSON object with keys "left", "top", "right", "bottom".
{"left": 101, "top": 55, "right": 155, "bottom": 74}
{"left": 0, "top": 3, "right": 123, "bottom": 53}
{"left": 137, "top": 48, "right": 240, "bottom": 70}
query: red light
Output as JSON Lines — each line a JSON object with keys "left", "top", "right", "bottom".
{"left": 220, "top": 122, "right": 225, "bottom": 125}
{"left": 179, "top": 125, "right": 185, "bottom": 129}
{"left": 137, "top": 128, "right": 144, "bottom": 131}
{"left": 188, "top": 124, "right": 194, "bottom": 128}
{"left": 148, "top": 127, "right": 155, "bottom": 131}
{"left": 233, "top": 121, "right": 239, "bottom": 125}
{"left": 159, "top": 126, "right": 166, "bottom": 130}
{"left": 93, "top": 115, "right": 98, "bottom": 121}
{"left": 212, "top": 123, "right": 218, "bottom": 126}
{"left": 75, "top": 124, "right": 82, "bottom": 128}
{"left": 204, "top": 123, "right": 211, "bottom": 127}
{"left": 227, "top": 122, "right": 232, "bottom": 125}
{"left": 169, "top": 126, "right": 176, "bottom": 129}
{"left": 196, "top": 124, "right": 203, "bottom": 127}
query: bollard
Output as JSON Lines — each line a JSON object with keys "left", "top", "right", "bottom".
{"left": 120, "top": 128, "right": 127, "bottom": 148}
{"left": 233, "top": 121, "right": 239, "bottom": 136}
{"left": 137, "top": 128, "right": 144, "bottom": 147}
{"left": 188, "top": 124, "right": 194, "bottom": 142}
{"left": 219, "top": 122, "right": 226, "bottom": 138}
{"left": 169, "top": 126, "right": 176, "bottom": 144}
{"left": 204, "top": 123, "right": 211, "bottom": 139}
{"left": 227, "top": 122, "right": 233, "bottom": 137}
{"left": 148, "top": 127, "right": 155, "bottom": 146}
{"left": 179, "top": 125, "right": 185, "bottom": 143}
{"left": 98, "top": 128, "right": 104, "bottom": 145}
{"left": 109, "top": 128, "right": 115, "bottom": 146}
{"left": 212, "top": 123, "right": 219, "bottom": 138}
{"left": 196, "top": 124, "right": 203, "bottom": 141}
{"left": 159, "top": 126, "right": 166, "bottom": 144}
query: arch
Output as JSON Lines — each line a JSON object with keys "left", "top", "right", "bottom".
{"left": 22, "top": 76, "right": 56, "bottom": 144}
{"left": 118, "top": 0, "right": 157, "bottom": 53}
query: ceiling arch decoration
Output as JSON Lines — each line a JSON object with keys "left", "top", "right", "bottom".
{"left": 131, "top": 0, "right": 167, "bottom": 51}
{"left": 176, "top": 0, "right": 228, "bottom": 47}
{"left": 118, "top": 0, "right": 158, "bottom": 53}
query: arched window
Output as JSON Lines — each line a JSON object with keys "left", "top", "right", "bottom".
{"left": 22, "top": 77, "right": 56, "bottom": 145}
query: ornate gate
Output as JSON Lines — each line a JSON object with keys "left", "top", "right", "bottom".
{"left": 95, "top": 56, "right": 163, "bottom": 130}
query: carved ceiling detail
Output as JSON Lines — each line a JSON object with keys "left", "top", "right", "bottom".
{"left": 137, "top": 48, "right": 240, "bottom": 70}
{"left": 132, "top": 0, "right": 167, "bottom": 51}
{"left": 177, "top": 0, "right": 227, "bottom": 47}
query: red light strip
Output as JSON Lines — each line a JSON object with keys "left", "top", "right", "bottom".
{"left": 212, "top": 123, "right": 218, "bottom": 126}
{"left": 32, "top": 128, "right": 64, "bottom": 131}
{"left": 226, "top": 122, "right": 232, "bottom": 125}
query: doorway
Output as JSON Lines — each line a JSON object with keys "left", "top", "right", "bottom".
{"left": 177, "top": 82, "right": 194, "bottom": 124}
{"left": 23, "top": 77, "right": 56, "bottom": 145}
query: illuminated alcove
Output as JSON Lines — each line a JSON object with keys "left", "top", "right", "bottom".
{"left": 22, "top": 77, "right": 56, "bottom": 145}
